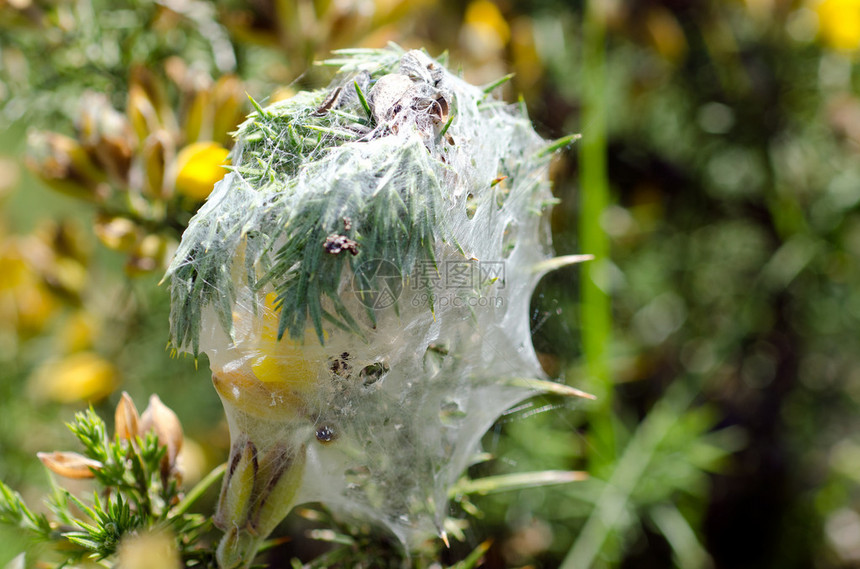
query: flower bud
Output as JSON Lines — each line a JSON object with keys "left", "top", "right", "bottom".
{"left": 216, "top": 527, "right": 257, "bottom": 569}
{"left": 214, "top": 439, "right": 257, "bottom": 532}
{"left": 27, "top": 131, "right": 108, "bottom": 202}
{"left": 37, "top": 451, "right": 102, "bottom": 479}
{"left": 183, "top": 86, "right": 212, "bottom": 145}
{"left": 247, "top": 443, "right": 306, "bottom": 537}
{"left": 211, "top": 75, "right": 245, "bottom": 146}
{"left": 127, "top": 66, "right": 177, "bottom": 141}
{"left": 124, "top": 234, "right": 168, "bottom": 276}
{"left": 77, "top": 91, "right": 135, "bottom": 184}
{"left": 115, "top": 391, "right": 140, "bottom": 442}
{"left": 127, "top": 84, "right": 161, "bottom": 143}
{"left": 139, "top": 394, "right": 183, "bottom": 474}
{"left": 94, "top": 215, "right": 140, "bottom": 253}
{"left": 138, "top": 130, "right": 174, "bottom": 200}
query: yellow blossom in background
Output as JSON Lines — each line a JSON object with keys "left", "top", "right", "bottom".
{"left": 0, "top": 242, "right": 59, "bottom": 336}
{"left": 27, "top": 67, "right": 246, "bottom": 275}
{"left": 0, "top": 221, "right": 91, "bottom": 338}
{"left": 176, "top": 437, "right": 208, "bottom": 486}
{"left": 29, "top": 351, "right": 118, "bottom": 403}
{"left": 461, "top": 0, "right": 510, "bottom": 64}
{"left": 117, "top": 530, "right": 181, "bottom": 569}
{"left": 59, "top": 311, "right": 98, "bottom": 353}
{"left": 510, "top": 17, "right": 542, "bottom": 93}
{"left": 125, "top": 233, "right": 170, "bottom": 276}
{"left": 645, "top": 6, "right": 688, "bottom": 62}
{"left": 27, "top": 131, "right": 109, "bottom": 202}
{"left": 465, "top": 0, "right": 510, "bottom": 44}
{"left": 815, "top": 0, "right": 860, "bottom": 51}
{"left": 269, "top": 86, "right": 297, "bottom": 104}
{"left": 93, "top": 215, "right": 139, "bottom": 253}
{"left": 174, "top": 141, "right": 230, "bottom": 201}
{"left": 7, "top": 280, "right": 57, "bottom": 336}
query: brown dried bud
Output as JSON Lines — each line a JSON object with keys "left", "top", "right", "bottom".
{"left": 127, "top": 84, "right": 161, "bottom": 143}
{"left": 124, "top": 234, "right": 168, "bottom": 276}
{"left": 115, "top": 391, "right": 140, "bottom": 441}
{"left": 127, "top": 66, "right": 177, "bottom": 142}
{"left": 211, "top": 75, "right": 245, "bottom": 147}
{"left": 94, "top": 215, "right": 140, "bottom": 253}
{"left": 37, "top": 451, "right": 102, "bottom": 479}
{"left": 27, "top": 131, "right": 108, "bottom": 202}
{"left": 77, "top": 91, "right": 135, "bottom": 183}
{"left": 138, "top": 129, "right": 174, "bottom": 200}
{"left": 183, "top": 88, "right": 212, "bottom": 145}
{"left": 139, "top": 394, "right": 183, "bottom": 471}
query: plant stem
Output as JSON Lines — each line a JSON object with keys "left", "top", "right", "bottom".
{"left": 578, "top": 0, "right": 614, "bottom": 460}
{"left": 172, "top": 462, "right": 227, "bottom": 517}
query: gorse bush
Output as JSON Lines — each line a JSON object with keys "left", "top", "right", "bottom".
{"left": 3, "top": 1, "right": 860, "bottom": 568}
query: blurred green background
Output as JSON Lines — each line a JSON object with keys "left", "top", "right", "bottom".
{"left": 2, "top": 0, "right": 860, "bottom": 567}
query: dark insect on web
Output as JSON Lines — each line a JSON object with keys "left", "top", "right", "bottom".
{"left": 315, "top": 425, "right": 336, "bottom": 444}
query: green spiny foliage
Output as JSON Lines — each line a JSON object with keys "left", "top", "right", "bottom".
{"left": 0, "top": 405, "right": 220, "bottom": 567}
{"left": 68, "top": 409, "right": 168, "bottom": 516}
{"left": 0, "top": 480, "right": 52, "bottom": 538}
{"left": 166, "top": 46, "right": 455, "bottom": 353}
{"left": 63, "top": 491, "right": 146, "bottom": 559}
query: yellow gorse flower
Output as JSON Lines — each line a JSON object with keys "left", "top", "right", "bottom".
{"left": 29, "top": 351, "right": 117, "bottom": 404}
{"left": 465, "top": 0, "right": 510, "bottom": 45}
{"left": 0, "top": 246, "right": 57, "bottom": 335}
{"left": 815, "top": 0, "right": 860, "bottom": 51}
{"left": 461, "top": 0, "right": 511, "bottom": 62}
{"left": 213, "top": 293, "right": 326, "bottom": 421}
{"left": 0, "top": 222, "right": 90, "bottom": 337}
{"left": 28, "top": 66, "right": 246, "bottom": 275}
{"left": 250, "top": 293, "right": 326, "bottom": 386}
{"left": 174, "top": 141, "right": 230, "bottom": 201}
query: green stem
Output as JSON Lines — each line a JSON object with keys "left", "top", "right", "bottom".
{"left": 171, "top": 462, "right": 227, "bottom": 517}
{"left": 578, "top": 0, "right": 614, "bottom": 460}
